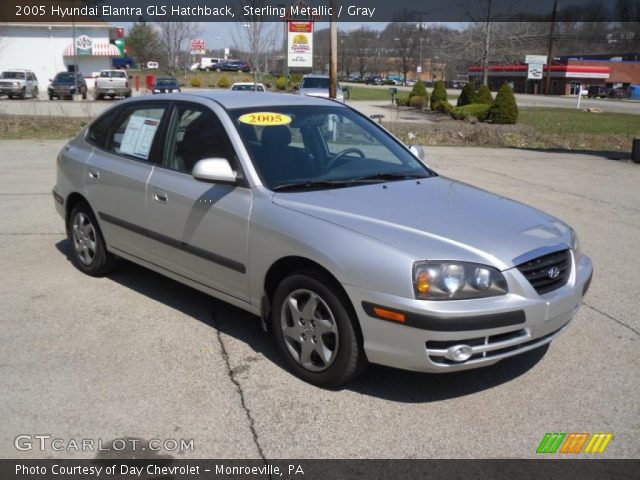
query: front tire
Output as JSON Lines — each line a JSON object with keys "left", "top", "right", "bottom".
{"left": 67, "top": 202, "right": 115, "bottom": 276}
{"left": 271, "top": 271, "right": 367, "bottom": 387}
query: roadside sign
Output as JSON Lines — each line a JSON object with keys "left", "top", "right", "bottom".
{"left": 190, "top": 39, "right": 205, "bottom": 51}
{"left": 527, "top": 63, "right": 544, "bottom": 80}
{"left": 190, "top": 49, "right": 206, "bottom": 55}
{"left": 288, "top": 21, "right": 313, "bottom": 68}
{"left": 525, "top": 54, "right": 548, "bottom": 65}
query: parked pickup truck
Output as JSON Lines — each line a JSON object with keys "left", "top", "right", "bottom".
{"left": 94, "top": 70, "right": 131, "bottom": 100}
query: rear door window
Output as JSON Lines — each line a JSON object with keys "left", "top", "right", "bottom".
{"left": 106, "top": 105, "right": 167, "bottom": 162}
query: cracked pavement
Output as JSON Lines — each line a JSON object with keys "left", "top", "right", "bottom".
{"left": 0, "top": 140, "right": 638, "bottom": 459}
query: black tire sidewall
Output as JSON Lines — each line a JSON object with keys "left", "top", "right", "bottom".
{"left": 271, "top": 272, "right": 365, "bottom": 387}
{"left": 67, "top": 203, "right": 114, "bottom": 276}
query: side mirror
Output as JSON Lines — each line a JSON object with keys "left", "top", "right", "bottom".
{"left": 192, "top": 158, "right": 237, "bottom": 184}
{"left": 409, "top": 145, "right": 425, "bottom": 161}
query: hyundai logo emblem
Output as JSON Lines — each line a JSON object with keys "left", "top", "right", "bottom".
{"left": 548, "top": 266, "right": 561, "bottom": 279}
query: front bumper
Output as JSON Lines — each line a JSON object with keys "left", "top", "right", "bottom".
{"left": 345, "top": 252, "right": 593, "bottom": 373}
{"left": 0, "top": 86, "right": 22, "bottom": 95}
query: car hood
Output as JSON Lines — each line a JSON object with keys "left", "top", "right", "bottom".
{"left": 299, "top": 88, "right": 331, "bottom": 97}
{"left": 272, "top": 177, "right": 572, "bottom": 270}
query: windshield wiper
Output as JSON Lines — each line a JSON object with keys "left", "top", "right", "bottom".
{"left": 272, "top": 180, "right": 351, "bottom": 192}
{"left": 347, "top": 172, "right": 429, "bottom": 184}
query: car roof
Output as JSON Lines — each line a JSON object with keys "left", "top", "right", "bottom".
{"left": 231, "top": 82, "right": 264, "bottom": 86}
{"left": 141, "top": 90, "right": 346, "bottom": 109}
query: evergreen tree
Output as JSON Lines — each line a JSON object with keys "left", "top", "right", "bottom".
{"left": 489, "top": 83, "right": 519, "bottom": 124}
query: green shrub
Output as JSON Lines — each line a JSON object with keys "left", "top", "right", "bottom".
{"left": 410, "top": 95, "right": 426, "bottom": 111}
{"left": 490, "top": 83, "right": 518, "bottom": 124}
{"left": 432, "top": 100, "right": 453, "bottom": 114}
{"left": 430, "top": 80, "right": 447, "bottom": 110}
{"left": 275, "top": 76, "right": 286, "bottom": 90}
{"left": 476, "top": 84, "right": 493, "bottom": 105}
{"left": 190, "top": 76, "right": 202, "bottom": 88}
{"left": 456, "top": 82, "right": 477, "bottom": 107}
{"left": 217, "top": 75, "right": 231, "bottom": 88}
{"left": 395, "top": 96, "right": 411, "bottom": 107}
{"left": 450, "top": 104, "right": 491, "bottom": 121}
{"left": 290, "top": 73, "right": 302, "bottom": 86}
{"left": 409, "top": 80, "right": 428, "bottom": 100}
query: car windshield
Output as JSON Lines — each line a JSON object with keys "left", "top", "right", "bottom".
{"left": 301, "top": 77, "right": 329, "bottom": 89}
{"left": 54, "top": 73, "right": 77, "bottom": 82}
{"left": 1, "top": 72, "right": 26, "bottom": 80}
{"left": 156, "top": 79, "right": 177, "bottom": 87}
{"left": 230, "top": 105, "right": 434, "bottom": 191}
{"left": 100, "top": 71, "right": 126, "bottom": 78}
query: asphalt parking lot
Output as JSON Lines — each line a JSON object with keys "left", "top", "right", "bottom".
{"left": 1, "top": 140, "right": 638, "bottom": 459}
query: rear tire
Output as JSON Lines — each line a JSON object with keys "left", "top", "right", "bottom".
{"left": 271, "top": 270, "right": 367, "bottom": 387}
{"left": 67, "top": 202, "right": 116, "bottom": 277}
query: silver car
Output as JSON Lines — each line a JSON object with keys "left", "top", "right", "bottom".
{"left": 297, "top": 74, "right": 344, "bottom": 102}
{"left": 53, "top": 92, "right": 593, "bottom": 386}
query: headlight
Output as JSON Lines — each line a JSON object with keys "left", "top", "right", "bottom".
{"left": 153, "top": 89, "right": 160, "bottom": 93}
{"left": 413, "top": 261, "right": 508, "bottom": 300}
{"left": 13, "top": 82, "right": 20, "bottom": 86}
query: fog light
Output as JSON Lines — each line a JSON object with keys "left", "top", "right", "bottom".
{"left": 445, "top": 344, "right": 473, "bottom": 362}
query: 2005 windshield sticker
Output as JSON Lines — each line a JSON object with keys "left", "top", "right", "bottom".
{"left": 239, "top": 112, "right": 292, "bottom": 126}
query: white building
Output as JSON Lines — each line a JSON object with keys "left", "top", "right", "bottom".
{"left": 0, "top": 22, "right": 120, "bottom": 86}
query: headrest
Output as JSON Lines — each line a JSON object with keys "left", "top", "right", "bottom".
{"left": 261, "top": 126, "right": 291, "bottom": 148}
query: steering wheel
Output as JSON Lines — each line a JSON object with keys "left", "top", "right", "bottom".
{"left": 326, "top": 148, "right": 366, "bottom": 171}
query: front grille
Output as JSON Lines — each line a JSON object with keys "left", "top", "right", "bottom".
{"left": 517, "top": 249, "right": 571, "bottom": 295}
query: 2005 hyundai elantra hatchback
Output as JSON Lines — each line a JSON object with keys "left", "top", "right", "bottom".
{"left": 53, "top": 92, "right": 593, "bottom": 386}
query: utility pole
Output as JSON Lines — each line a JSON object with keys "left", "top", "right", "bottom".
{"left": 329, "top": 0, "right": 337, "bottom": 98}
{"left": 545, "top": 0, "right": 558, "bottom": 95}
{"left": 481, "top": 0, "right": 492, "bottom": 86}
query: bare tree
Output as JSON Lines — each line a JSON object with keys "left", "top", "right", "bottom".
{"left": 156, "top": 22, "right": 203, "bottom": 72}
{"left": 234, "top": 1, "right": 279, "bottom": 88}
{"left": 381, "top": 11, "right": 419, "bottom": 85}
{"left": 349, "top": 27, "right": 378, "bottom": 78}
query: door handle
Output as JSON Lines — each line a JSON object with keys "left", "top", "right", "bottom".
{"left": 153, "top": 191, "right": 168, "bottom": 203}
{"left": 88, "top": 169, "right": 100, "bottom": 179}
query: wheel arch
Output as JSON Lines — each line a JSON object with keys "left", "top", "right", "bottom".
{"left": 64, "top": 192, "right": 91, "bottom": 234}
{"left": 262, "top": 256, "right": 362, "bottom": 341}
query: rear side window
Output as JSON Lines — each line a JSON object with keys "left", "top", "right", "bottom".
{"left": 107, "top": 105, "right": 167, "bottom": 161}
{"left": 87, "top": 108, "right": 120, "bottom": 147}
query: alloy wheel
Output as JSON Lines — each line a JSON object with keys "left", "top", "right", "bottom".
{"left": 280, "top": 289, "right": 339, "bottom": 372}
{"left": 72, "top": 212, "right": 97, "bottom": 265}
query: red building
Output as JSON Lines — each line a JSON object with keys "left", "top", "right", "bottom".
{"left": 468, "top": 55, "right": 640, "bottom": 95}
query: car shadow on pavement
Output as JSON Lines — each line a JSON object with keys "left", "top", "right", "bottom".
{"left": 55, "top": 239, "right": 550, "bottom": 403}
{"left": 516, "top": 147, "right": 631, "bottom": 162}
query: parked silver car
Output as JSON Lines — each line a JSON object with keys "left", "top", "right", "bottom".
{"left": 53, "top": 92, "right": 593, "bottom": 386}
{"left": 297, "top": 74, "right": 344, "bottom": 102}
{"left": 0, "top": 69, "right": 39, "bottom": 99}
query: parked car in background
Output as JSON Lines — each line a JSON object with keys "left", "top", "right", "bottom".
{"left": 383, "top": 77, "right": 402, "bottom": 86}
{"left": 146, "top": 61, "right": 159, "bottom": 70}
{"left": 112, "top": 57, "right": 136, "bottom": 69}
{"left": 199, "top": 57, "right": 223, "bottom": 71}
{"left": 365, "top": 76, "right": 384, "bottom": 85}
{"left": 152, "top": 77, "right": 181, "bottom": 94}
{"left": 230, "top": 82, "right": 266, "bottom": 92}
{"left": 48, "top": 72, "right": 87, "bottom": 100}
{"left": 190, "top": 63, "right": 201, "bottom": 71}
{"left": 587, "top": 85, "right": 608, "bottom": 98}
{"left": 610, "top": 86, "right": 630, "bottom": 99}
{"left": 94, "top": 70, "right": 131, "bottom": 100}
{"left": 406, "top": 79, "right": 417, "bottom": 87}
{"left": 216, "top": 60, "right": 251, "bottom": 72}
{"left": 0, "top": 69, "right": 39, "bottom": 99}
{"left": 53, "top": 92, "right": 593, "bottom": 386}
{"left": 298, "top": 74, "right": 344, "bottom": 103}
